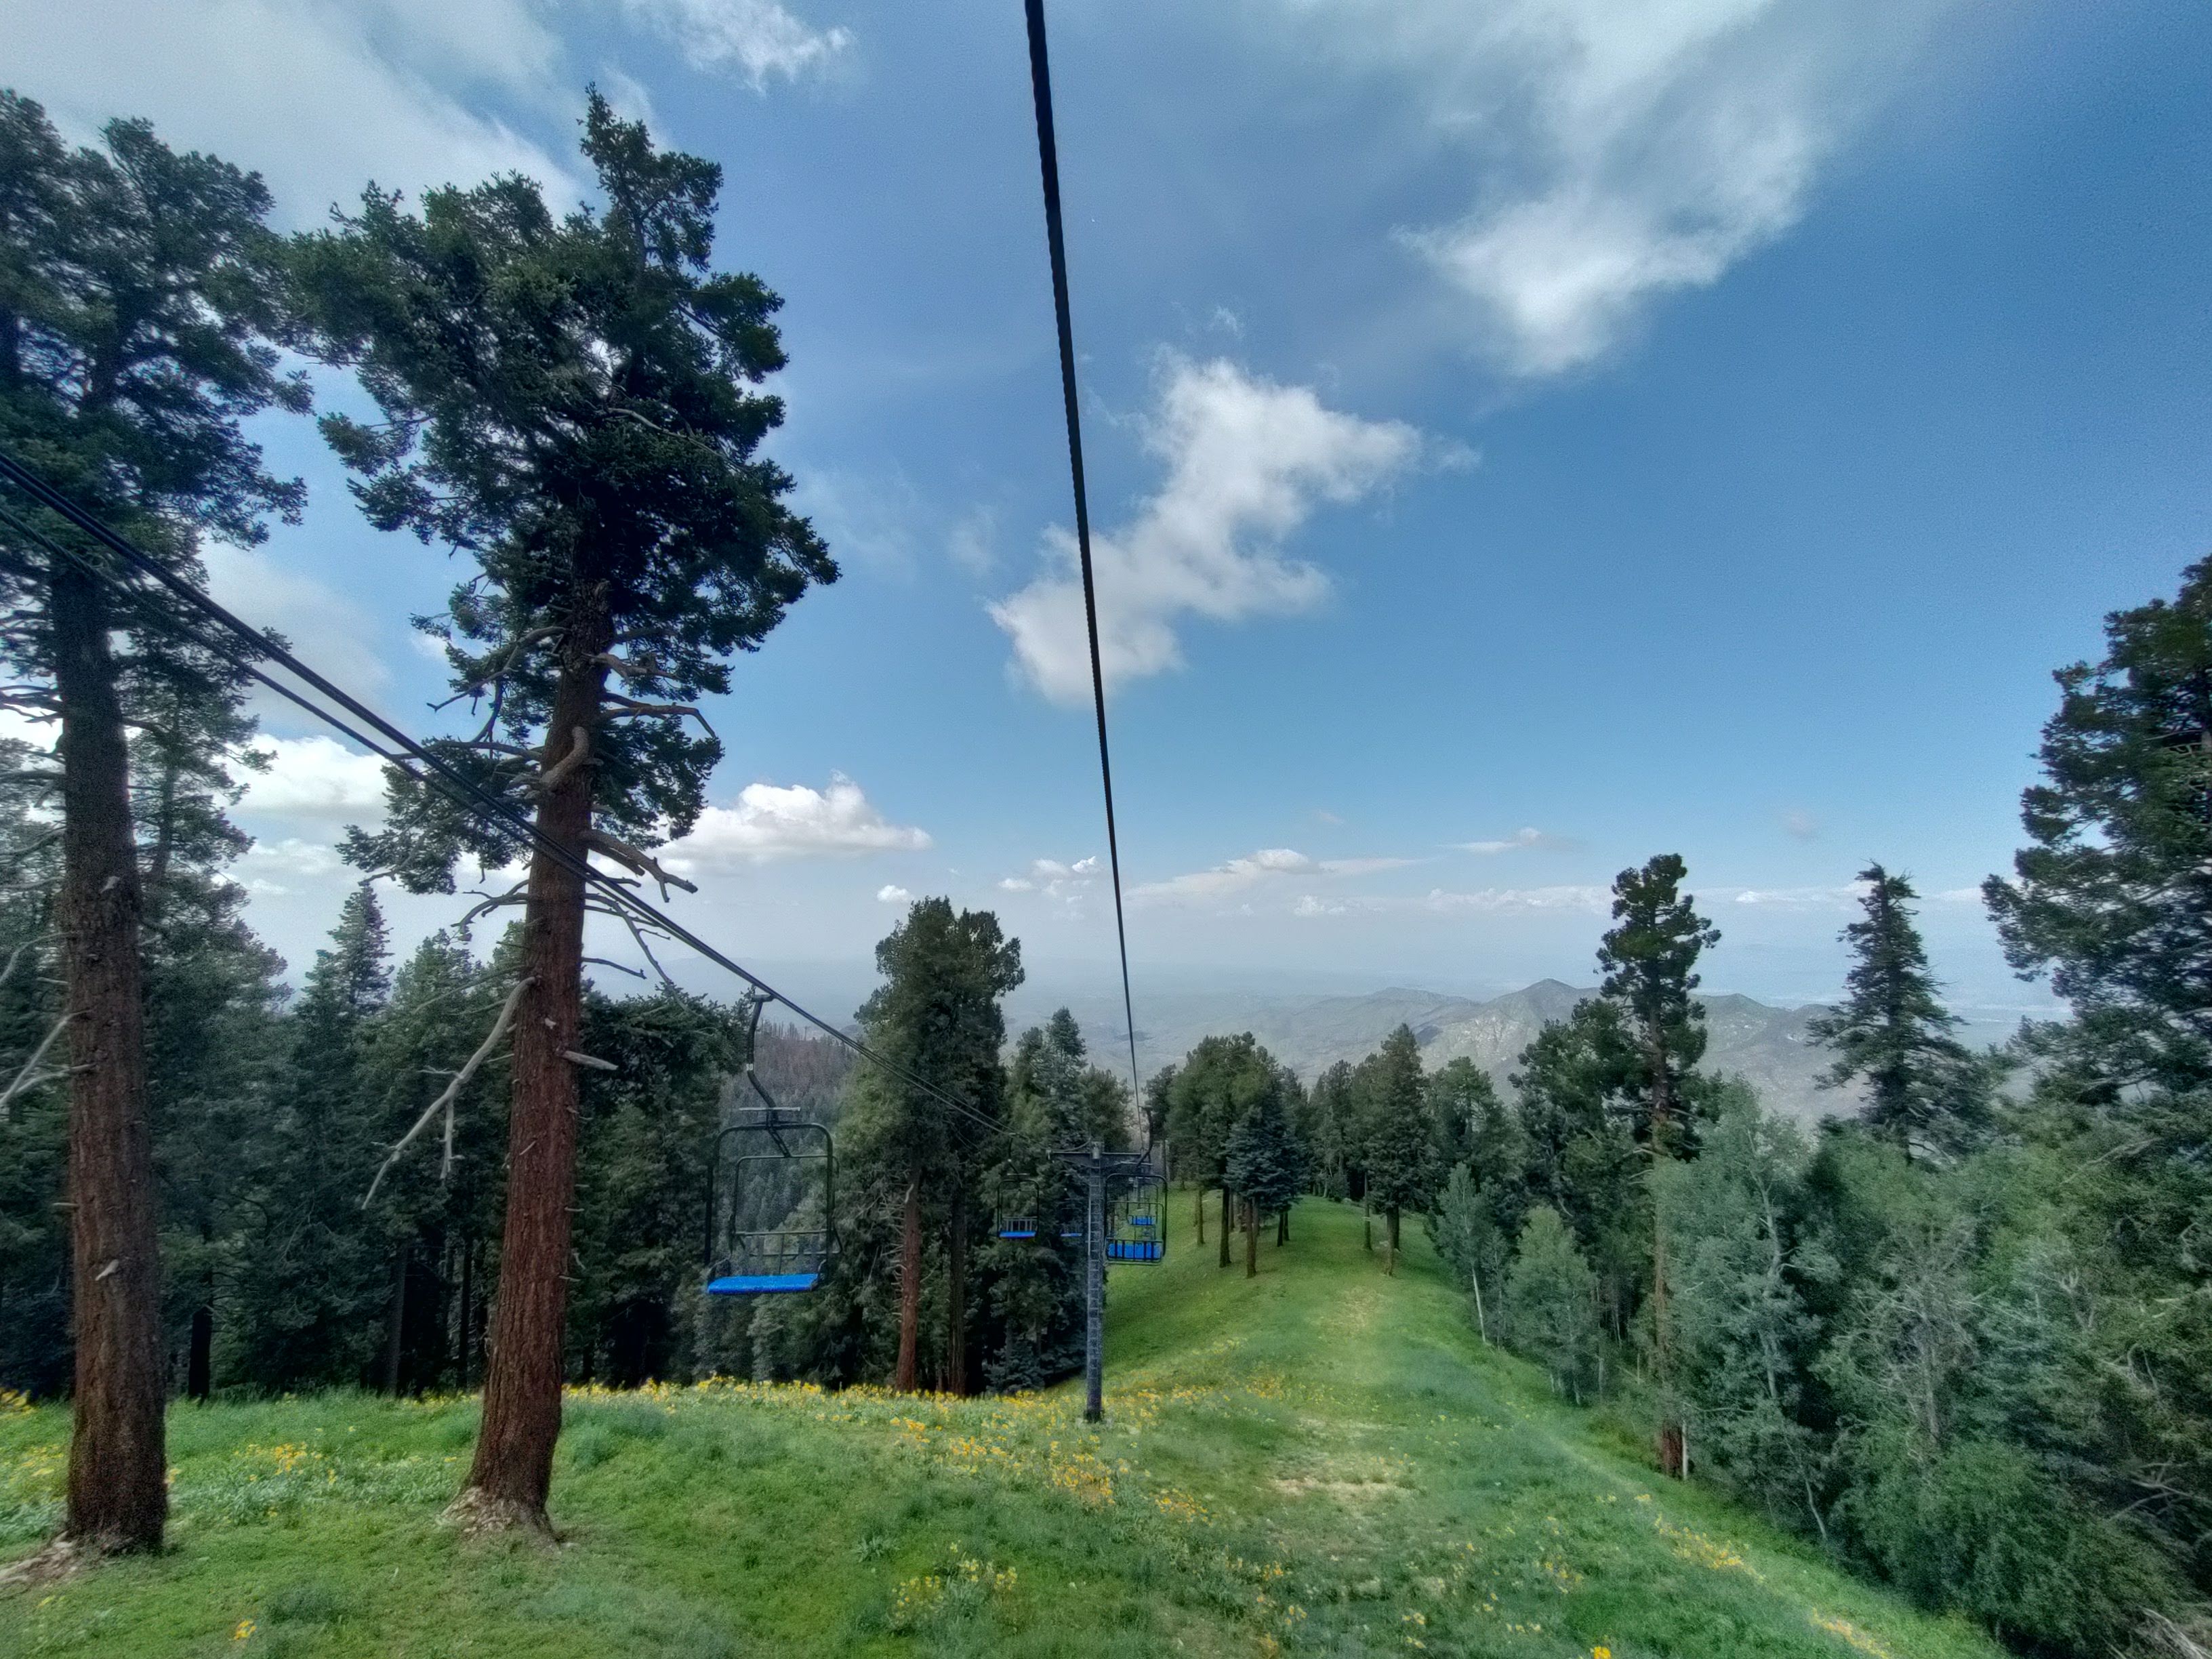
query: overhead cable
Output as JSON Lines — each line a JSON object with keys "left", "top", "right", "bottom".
{"left": 1021, "top": 0, "right": 1145, "bottom": 1105}
{"left": 0, "top": 453, "right": 1006, "bottom": 1143}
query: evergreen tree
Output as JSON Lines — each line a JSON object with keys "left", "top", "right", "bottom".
{"left": 1428, "top": 1165, "right": 1509, "bottom": 1343}
{"left": 1223, "top": 1076, "right": 1301, "bottom": 1277}
{"left": 1507, "top": 1206, "right": 1599, "bottom": 1404}
{"left": 1427, "top": 1056, "right": 1502, "bottom": 1176}
{"left": 1658, "top": 1082, "right": 1832, "bottom": 1532}
{"left": 295, "top": 93, "right": 835, "bottom": 1530}
{"left": 1299, "top": 1059, "right": 1355, "bottom": 1200}
{"left": 567, "top": 989, "right": 737, "bottom": 1386}
{"left": 1810, "top": 865, "right": 1986, "bottom": 1158}
{"left": 1361, "top": 1025, "right": 1435, "bottom": 1274}
{"left": 1984, "top": 556, "right": 2212, "bottom": 1091}
{"left": 1165, "top": 1034, "right": 1277, "bottom": 1265}
{"left": 836, "top": 900, "right": 1019, "bottom": 1393}
{"left": 0, "top": 92, "right": 306, "bottom": 1555}
{"left": 227, "top": 889, "right": 394, "bottom": 1391}
{"left": 1597, "top": 853, "right": 1718, "bottom": 1475}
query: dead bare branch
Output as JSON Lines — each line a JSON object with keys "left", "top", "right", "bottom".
{"left": 586, "top": 829, "right": 697, "bottom": 901}
{"left": 364, "top": 977, "right": 532, "bottom": 1205}
{"left": 563, "top": 1050, "right": 617, "bottom": 1071}
{"left": 0, "top": 1010, "right": 77, "bottom": 1122}
{"left": 600, "top": 692, "right": 717, "bottom": 741}
{"left": 582, "top": 956, "right": 647, "bottom": 980}
{"left": 458, "top": 880, "right": 530, "bottom": 929}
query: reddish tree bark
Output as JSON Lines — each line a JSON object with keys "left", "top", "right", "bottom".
{"left": 52, "top": 559, "right": 167, "bottom": 1553}
{"left": 458, "top": 630, "right": 607, "bottom": 1530}
{"left": 894, "top": 1179, "right": 922, "bottom": 1393}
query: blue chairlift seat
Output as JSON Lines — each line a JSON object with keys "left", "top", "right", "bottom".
{"left": 996, "top": 1214, "right": 1038, "bottom": 1240}
{"left": 707, "top": 1271, "right": 820, "bottom": 1295}
{"left": 1105, "top": 1239, "right": 1163, "bottom": 1263}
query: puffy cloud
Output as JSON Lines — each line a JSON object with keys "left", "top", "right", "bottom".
{"left": 876, "top": 884, "right": 913, "bottom": 904}
{"left": 991, "top": 358, "right": 1425, "bottom": 702}
{"left": 1281, "top": 0, "right": 1945, "bottom": 375}
{"left": 1132, "top": 846, "right": 1414, "bottom": 906}
{"left": 665, "top": 775, "right": 929, "bottom": 868}
{"left": 235, "top": 735, "right": 390, "bottom": 820}
{"left": 620, "top": 0, "right": 853, "bottom": 87}
{"left": 5, "top": 0, "right": 577, "bottom": 226}
{"left": 1456, "top": 826, "right": 1576, "bottom": 854}
{"left": 997, "top": 855, "right": 1099, "bottom": 905}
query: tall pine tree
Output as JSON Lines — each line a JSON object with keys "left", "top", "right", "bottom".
{"left": 0, "top": 94, "right": 305, "bottom": 1554}
{"left": 295, "top": 93, "right": 834, "bottom": 1531}
{"left": 1811, "top": 865, "right": 1984, "bottom": 1158}
{"left": 1597, "top": 854, "right": 1718, "bottom": 1476}
{"left": 1361, "top": 1025, "right": 1436, "bottom": 1274}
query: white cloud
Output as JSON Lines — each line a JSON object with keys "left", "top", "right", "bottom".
{"left": 1292, "top": 894, "right": 1347, "bottom": 918}
{"left": 1282, "top": 0, "right": 1945, "bottom": 375}
{"left": 947, "top": 506, "right": 1000, "bottom": 576}
{"left": 235, "top": 735, "right": 390, "bottom": 820}
{"left": 1456, "top": 825, "right": 1576, "bottom": 854}
{"left": 991, "top": 357, "right": 1426, "bottom": 702}
{"left": 3, "top": 0, "right": 578, "bottom": 226}
{"left": 665, "top": 775, "right": 929, "bottom": 868}
{"left": 201, "top": 545, "right": 394, "bottom": 715}
{"left": 876, "top": 884, "right": 912, "bottom": 904}
{"left": 996, "top": 855, "right": 1100, "bottom": 906}
{"left": 1729, "top": 883, "right": 1864, "bottom": 907}
{"left": 620, "top": 0, "right": 853, "bottom": 87}
{"left": 1132, "top": 846, "right": 1415, "bottom": 906}
{"left": 1781, "top": 807, "right": 1821, "bottom": 841}
{"left": 1416, "top": 884, "right": 1610, "bottom": 914}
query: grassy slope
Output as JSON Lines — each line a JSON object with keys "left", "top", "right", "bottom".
{"left": 0, "top": 1197, "right": 1997, "bottom": 1658}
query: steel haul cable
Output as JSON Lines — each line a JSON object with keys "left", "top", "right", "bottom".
{"left": 0, "top": 455, "right": 1007, "bottom": 1144}
{"left": 1022, "top": 0, "right": 1144, "bottom": 1105}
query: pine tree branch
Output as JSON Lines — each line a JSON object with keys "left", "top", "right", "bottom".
{"left": 364, "top": 977, "right": 532, "bottom": 1205}
{"left": 536, "top": 724, "right": 590, "bottom": 793}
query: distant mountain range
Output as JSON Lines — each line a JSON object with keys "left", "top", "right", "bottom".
{"left": 1023, "top": 980, "right": 2020, "bottom": 1126}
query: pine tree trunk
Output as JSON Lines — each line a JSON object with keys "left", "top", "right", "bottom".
{"left": 1193, "top": 1181, "right": 1204, "bottom": 1246}
{"left": 1218, "top": 1186, "right": 1231, "bottom": 1269}
{"left": 457, "top": 1239, "right": 474, "bottom": 1391}
{"left": 52, "top": 558, "right": 167, "bottom": 1554}
{"left": 459, "top": 628, "right": 607, "bottom": 1531}
{"left": 1277, "top": 1208, "right": 1288, "bottom": 1246}
{"left": 1653, "top": 1181, "right": 1682, "bottom": 1477}
{"left": 895, "top": 1178, "right": 922, "bottom": 1393}
{"left": 186, "top": 1303, "right": 212, "bottom": 1402}
{"left": 384, "top": 1240, "right": 408, "bottom": 1396}
{"left": 946, "top": 1198, "right": 968, "bottom": 1397}
{"left": 1244, "top": 1200, "right": 1256, "bottom": 1278}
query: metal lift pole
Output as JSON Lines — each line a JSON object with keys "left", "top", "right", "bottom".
{"left": 1084, "top": 1141, "right": 1105, "bottom": 1423}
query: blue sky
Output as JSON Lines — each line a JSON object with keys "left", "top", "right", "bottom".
{"left": 8, "top": 0, "right": 2209, "bottom": 1021}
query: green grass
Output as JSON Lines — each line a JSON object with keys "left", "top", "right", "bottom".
{"left": 0, "top": 1197, "right": 1999, "bottom": 1658}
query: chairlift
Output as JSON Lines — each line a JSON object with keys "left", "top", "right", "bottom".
{"left": 994, "top": 1215, "right": 1039, "bottom": 1240}
{"left": 1105, "top": 1169, "right": 1166, "bottom": 1263}
{"left": 704, "top": 997, "right": 836, "bottom": 1295}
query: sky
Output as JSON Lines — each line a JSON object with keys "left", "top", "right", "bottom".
{"left": 6, "top": 0, "right": 2209, "bottom": 1025}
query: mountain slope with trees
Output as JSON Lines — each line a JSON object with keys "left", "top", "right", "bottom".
{"left": 0, "top": 1198, "right": 2002, "bottom": 1659}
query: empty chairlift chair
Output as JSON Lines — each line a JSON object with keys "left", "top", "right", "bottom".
{"left": 1106, "top": 1172, "right": 1166, "bottom": 1263}
{"left": 704, "top": 1001, "right": 837, "bottom": 1296}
